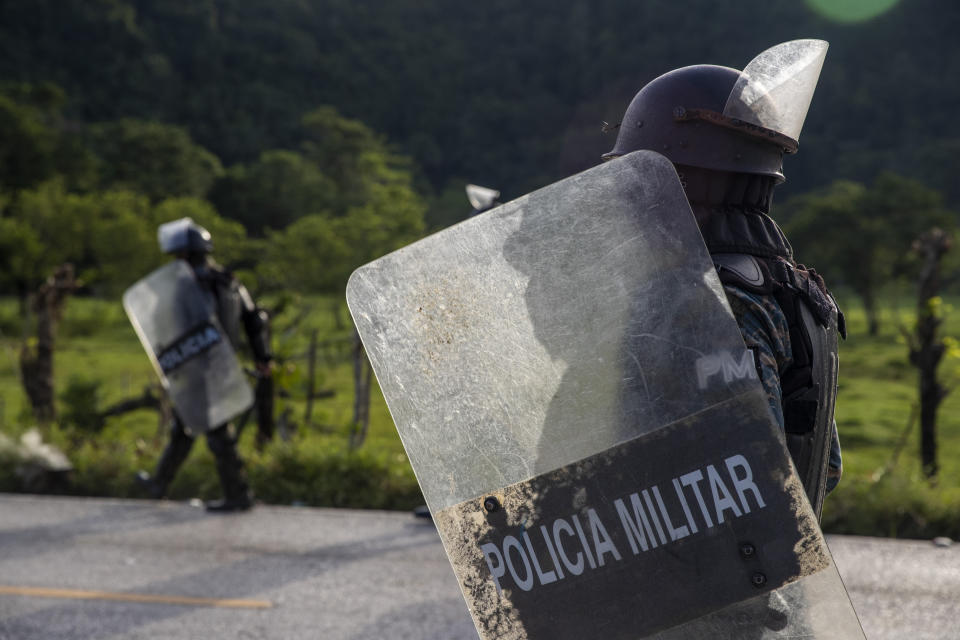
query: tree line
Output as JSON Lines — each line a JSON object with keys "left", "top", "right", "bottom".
{"left": 0, "top": 83, "right": 426, "bottom": 304}
{"left": 2, "top": 0, "right": 958, "bottom": 209}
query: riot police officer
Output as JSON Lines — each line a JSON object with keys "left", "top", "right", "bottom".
{"left": 602, "top": 40, "right": 843, "bottom": 519}
{"left": 137, "top": 218, "right": 272, "bottom": 512}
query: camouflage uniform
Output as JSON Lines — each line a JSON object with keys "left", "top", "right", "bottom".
{"left": 724, "top": 283, "right": 843, "bottom": 493}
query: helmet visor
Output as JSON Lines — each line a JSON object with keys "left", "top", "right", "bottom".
{"left": 465, "top": 184, "right": 500, "bottom": 211}
{"left": 158, "top": 218, "right": 196, "bottom": 254}
{"left": 723, "top": 39, "right": 828, "bottom": 142}
{"left": 158, "top": 217, "right": 211, "bottom": 254}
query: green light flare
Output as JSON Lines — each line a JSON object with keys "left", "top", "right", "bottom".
{"left": 805, "top": 0, "right": 900, "bottom": 23}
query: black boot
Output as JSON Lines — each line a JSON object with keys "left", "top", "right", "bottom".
{"left": 139, "top": 419, "right": 195, "bottom": 499}
{"left": 205, "top": 424, "right": 253, "bottom": 513}
{"left": 204, "top": 494, "right": 253, "bottom": 512}
{"left": 135, "top": 470, "right": 165, "bottom": 499}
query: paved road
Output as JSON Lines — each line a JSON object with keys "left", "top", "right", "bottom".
{"left": 0, "top": 494, "right": 956, "bottom": 639}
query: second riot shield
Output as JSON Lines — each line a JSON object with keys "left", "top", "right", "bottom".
{"left": 123, "top": 261, "right": 253, "bottom": 434}
{"left": 347, "top": 150, "right": 864, "bottom": 639}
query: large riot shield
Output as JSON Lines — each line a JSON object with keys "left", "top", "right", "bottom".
{"left": 347, "top": 150, "right": 864, "bottom": 639}
{"left": 123, "top": 261, "right": 253, "bottom": 434}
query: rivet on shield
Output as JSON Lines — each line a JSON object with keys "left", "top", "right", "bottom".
{"left": 739, "top": 542, "right": 756, "bottom": 559}
{"left": 751, "top": 572, "right": 767, "bottom": 588}
{"left": 483, "top": 496, "right": 501, "bottom": 513}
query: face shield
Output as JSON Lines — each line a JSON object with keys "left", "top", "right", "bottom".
{"left": 723, "top": 39, "right": 829, "bottom": 146}
{"left": 466, "top": 184, "right": 500, "bottom": 211}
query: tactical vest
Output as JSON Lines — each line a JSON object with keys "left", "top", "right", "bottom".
{"left": 712, "top": 252, "right": 845, "bottom": 519}
{"left": 194, "top": 263, "right": 272, "bottom": 363}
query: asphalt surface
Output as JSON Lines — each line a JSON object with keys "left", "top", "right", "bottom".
{"left": 0, "top": 494, "right": 957, "bottom": 639}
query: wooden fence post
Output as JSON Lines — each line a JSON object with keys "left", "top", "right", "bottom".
{"left": 304, "top": 329, "right": 319, "bottom": 425}
{"left": 350, "top": 328, "right": 372, "bottom": 450}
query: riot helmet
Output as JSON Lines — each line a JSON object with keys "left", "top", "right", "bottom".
{"left": 157, "top": 218, "right": 213, "bottom": 256}
{"left": 603, "top": 40, "right": 828, "bottom": 182}
{"left": 465, "top": 184, "right": 500, "bottom": 217}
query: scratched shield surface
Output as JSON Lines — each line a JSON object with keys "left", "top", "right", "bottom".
{"left": 123, "top": 260, "right": 253, "bottom": 433}
{"left": 347, "top": 151, "right": 864, "bottom": 639}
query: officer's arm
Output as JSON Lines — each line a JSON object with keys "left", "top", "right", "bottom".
{"left": 726, "top": 286, "right": 842, "bottom": 494}
{"left": 724, "top": 287, "right": 789, "bottom": 431}
{"left": 236, "top": 283, "right": 272, "bottom": 364}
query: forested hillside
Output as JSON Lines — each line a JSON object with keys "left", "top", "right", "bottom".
{"left": 1, "top": 0, "right": 957, "bottom": 208}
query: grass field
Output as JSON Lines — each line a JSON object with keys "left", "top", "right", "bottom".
{"left": 820, "top": 289, "right": 960, "bottom": 538}
{"left": 2, "top": 288, "right": 960, "bottom": 537}
{"left": 0, "top": 294, "right": 420, "bottom": 509}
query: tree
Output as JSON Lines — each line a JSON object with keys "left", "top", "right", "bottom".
{"left": 262, "top": 180, "right": 425, "bottom": 295}
{"left": 299, "top": 106, "right": 418, "bottom": 215}
{"left": 784, "top": 174, "right": 953, "bottom": 335}
{"left": 261, "top": 106, "right": 427, "bottom": 294}
{"left": 904, "top": 228, "right": 953, "bottom": 478}
{"left": 20, "top": 264, "right": 79, "bottom": 423}
{"left": 0, "top": 93, "right": 58, "bottom": 192}
{"left": 208, "top": 149, "right": 336, "bottom": 235}
{"left": 12, "top": 181, "right": 158, "bottom": 296}
{"left": 0, "top": 215, "right": 45, "bottom": 313}
{"left": 88, "top": 119, "right": 223, "bottom": 201}
{"left": 0, "top": 84, "right": 98, "bottom": 194}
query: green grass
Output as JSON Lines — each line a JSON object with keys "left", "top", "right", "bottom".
{"left": 0, "top": 295, "right": 421, "bottom": 509}
{"left": 3, "top": 290, "right": 960, "bottom": 537}
{"left": 819, "top": 291, "right": 960, "bottom": 537}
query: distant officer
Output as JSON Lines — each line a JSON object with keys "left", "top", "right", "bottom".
{"left": 602, "top": 40, "right": 843, "bottom": 518}
{"left": 136, "top": 218, "right": 272, "bottom": 512}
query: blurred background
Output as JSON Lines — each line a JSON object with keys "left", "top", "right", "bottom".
{"left": 1, "top": 0, "right": 959, "bottom": 538}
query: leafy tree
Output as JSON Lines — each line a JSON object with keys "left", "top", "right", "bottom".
{"left": 904, "top": 229, "right": 953, "bottom": 478}
{"left": 0, "top": 83, "right": 98, "bottom": 194}
{"left": 260, "top": 106, "right": 427, "bottom": 294}
{"left": 88, "top": 119, "right": 223, "bottom": 201}
{"left": 0, "top": 215, "right": 45, "bottom": 309}
{"left": 209, "top": 149, "right": 336, "bottom": 235}
{"left": 263, "top": 193, "right": 425, "bottom": 296}
{"left": 12, "top": 181, "right": 158, "bottom": 295}
{"left": 0, "top": 92, "right": 59, "bottom": 192}
{"left": 299, "top": 106, "right": 416, "bottom": 214}
{"left": 263, "top": 215, "right": 349, "bottom": 294}
{"left": 784, "top": 174, "right": 953, "bottom": 335}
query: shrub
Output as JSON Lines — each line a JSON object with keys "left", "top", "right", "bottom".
{"left": 822, "top": 473, "right": 960, "bottom": 539}
{"left": 59, "top": 375, "right": 105, "bottom": 434}
{"left": 248, "top": 437, "right": 422, "bottom": 510}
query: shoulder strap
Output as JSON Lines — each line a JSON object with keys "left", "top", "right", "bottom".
{"left": 712, "top": 253, "right": 772, "bottom": 294}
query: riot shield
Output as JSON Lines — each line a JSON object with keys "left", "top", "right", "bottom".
{"left": 123, "top": 261, "right": 253, "bottom": 434}
{"left": 347, "top": 150, "right": 864, "bottom": 639}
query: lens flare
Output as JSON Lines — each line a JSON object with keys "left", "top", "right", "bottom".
{"left": 805, "top": 0, "right": 899, "bottom": 23}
